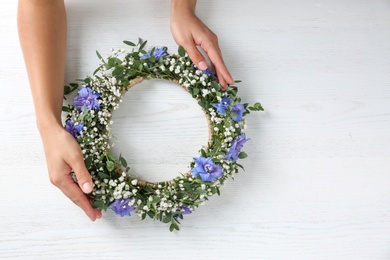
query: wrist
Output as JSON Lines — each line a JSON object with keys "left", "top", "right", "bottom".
{"left": 37, "top": 113, "right": 63, "bottom": 136}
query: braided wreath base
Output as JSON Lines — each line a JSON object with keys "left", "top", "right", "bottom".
{"left": 63, "top": 39, "right": 263, "bottom": 231}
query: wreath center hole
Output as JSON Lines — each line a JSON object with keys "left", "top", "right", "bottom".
{"left": 110, "top": 79, "right": 209, "bottom": 183}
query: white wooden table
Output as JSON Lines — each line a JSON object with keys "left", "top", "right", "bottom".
{"left": 1, "top": 0, "right": 390, "bottom": 259}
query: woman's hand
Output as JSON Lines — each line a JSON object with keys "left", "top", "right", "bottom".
{"left": 170, "top": 0, "right": 234, "bottom": 89}
{"left": 40, "top": 124, "right": 102, "bottom": 221}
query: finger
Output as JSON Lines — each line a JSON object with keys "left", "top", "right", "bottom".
{"left": 61, "top": 175, "right": 102, "bottom": 221}
{"left": 181, "top": 41, "right": 208, "bottom": 70}
{"left": 201, "top": 42, "right": 234, "bottom": 86}
{"left": 67, "top": 152, "right": 93, "bottom": 194}
{"left": 216, "top": 69, "right": 227, "bottom": 90}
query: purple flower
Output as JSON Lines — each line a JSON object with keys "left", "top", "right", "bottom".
{"left": 202, "top": 69, "right": 216, "bottom": 75}
{"left": 109, "top": 199, "right": 135, "bottom": 217}
{"left": 180, "top": 206, "right": 192, "bottom": 215}
{"left": 64, "top": 120, "right": 84, "bottom": 139}
{"left": 212, "top": 97, "right": 231, "bottom": 115}
{"left": 226, "top": 133, "right": 250, "bottom": 161}
{"left": 175, "top": 206, "right": 192, "bottom": 219}
{"left": 140, "top": 47, "right": 167, "bottom": 60}
{"left": 191, "top": 157, "right": 223, "bottom": 182}
{"left": 73, "top": 86, "right": 101, "bottom": 112}
{"left": 231, "top": 102, "right": 246, "bottom": 122}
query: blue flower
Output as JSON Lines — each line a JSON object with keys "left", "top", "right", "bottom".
{"left": 175, "top": 206, "right": 192, "bottom": 219}
{"left": 226, "top": 133, "right": 250, "bottom": 161}
{"left": 109, "top": 199, "right": 135, "bottom": 217}
{"left": 180, "top": 206, "right": 192, "bottom": 215}
{"left": 64, "top": 120, "right": 84, "bottom": 139}
{"left": 212, "top": 97, "right": 231, "bottom": 115}
{"left": 140, "top": 47, "right": 167, "bottom": 60}
{"left": 201, "top": 69, "right": 216, "bottom": 75}
{"left": 73, "top": 86, "right": 101, "bottom": 112}
{"left": 191, "top": 157, "right": 223, "bottom": 182}
{"left": 231, "top": 102, "right": 246, "bottom": 122}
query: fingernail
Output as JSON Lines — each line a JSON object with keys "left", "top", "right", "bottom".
{"left": 197, "top": 61, "right": 207, "bottom": 70}
{"left": 82, "top": 182, "right": 92, "bottom": 193}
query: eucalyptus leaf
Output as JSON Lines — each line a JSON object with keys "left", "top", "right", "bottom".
{"left": 238, "top": 152, "right": 248, "bottom": 159}
{"left": 123, "top": 40, "right": 136, "bottom": 46}
{"left": 119, "top": 156, "right": 128, "bottom": 168}
{"left": 178, "top": 46, "right": 186, "bottom": 57}
{"left": 106, "top": 161, "right": 115, "bottom": 172}
{"left": 96, "top": 50, "right": 104, "bottom": 61}
{"left": 85, "top": 156, "right": 93, "bottom": 169}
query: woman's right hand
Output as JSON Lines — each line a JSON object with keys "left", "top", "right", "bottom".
{"left": 40, "top": 124, "right": 102, "bottom": 221}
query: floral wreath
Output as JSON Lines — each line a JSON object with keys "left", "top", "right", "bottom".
{"left": 63, "top": 39, "right": 263, "bottom": 231}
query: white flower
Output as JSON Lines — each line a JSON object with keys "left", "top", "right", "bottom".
{"left": 131, "top": 179, "right": 138, "bottom": 186}
{"left": 201, "top": 89, "right": 209, "bottom": 97}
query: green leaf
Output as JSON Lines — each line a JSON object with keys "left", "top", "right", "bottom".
{"left": 96, "top": 50, "right": 104, "bottom": 61}
{"left": 211, "top": 81, "right": 221, "bottom": 91}
{"left": 98, "top": 171, "right": 110, "bottom": 179}
{"left": 139, "top": 40, "right": 148, "bottom": 50}
{"left": 106, "top": 161, "right": 115, "bottom": 172}
{"left": 198, "top": 101, "right": 207, "bottom": 108}
{"left": 147, "top": 210, "right": 155, "bottom": 219}
{"left": 236, "top": 163, "right": 245, "bottom": 171}
{"left": 163, "top": 212, "right": 173, "bottom": 223}
{"left": 152, "top": 196, "right": 161, "bottom": 204}
{"left": 183, "top": 183, "right": 192, "bottom": 190}
{"left": 93, "top": 65, "right": 104, "bottom": 76}
{"left": 178, "top": 46, "right": 186, "bottom": 57}
{"left": 64, "top": 84, "right": 78, "bottom": 95}
{"left": 92, "top": 200, "right": 104, "bottom": 209}
{"left": 123, "top": 40, "right": 136, "bottom": 46}
{"left": 85, "top": 156, "right": 93, "bottom": 169}
{"left": 255, "top": 102, "right": 264, "bottom": 111}
{"left": 248, "top": 102, "right": 264, "bottom": 112}
{"left": 173, "top": 221, "right": 180, "bottom": 231}
{"left": 62, "top": 106, "right": 71, "bottom": 112}
{"left": 238, "top": 152, "right": 248, "bottom": 159}
{"left": 169, "top": 223, "right": 175, "bottom": 232}
{"left": 119, "top": 156, "right": 128, "bottom": 168}
{"left": 122, "top": 78, "right": 129, "bottom": 87}
{"left": 107, "top": 152, "right": 116, "bottom": 161}
{"left": 193, "top": 88, "right": 200, "bottom": 95}
{"left": 84, "top": 78, "right": 91, "bottom": 84}
{"left": 112, "top": 67, "right": 123, "bottom": 76}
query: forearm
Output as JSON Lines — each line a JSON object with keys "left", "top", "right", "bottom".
{"left": 17, "top": 0, "right": 67, "bottom": 132}
{"left": 171, "top": 0, "right": 197, "bottom": 16}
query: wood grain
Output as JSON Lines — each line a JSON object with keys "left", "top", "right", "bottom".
{"left": 1, "top": 0, "right": 390, "bottom": 259}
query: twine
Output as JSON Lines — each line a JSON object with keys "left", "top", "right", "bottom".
{"left": 113, "top": 76, "right": 213, "bottom": 188}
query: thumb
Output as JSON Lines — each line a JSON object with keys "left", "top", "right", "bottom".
{"left": 182, "top": 43, "right": 208, "bottom": 70}
{"left": 70, "top": 156, "right": 93, "bottom": 194}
